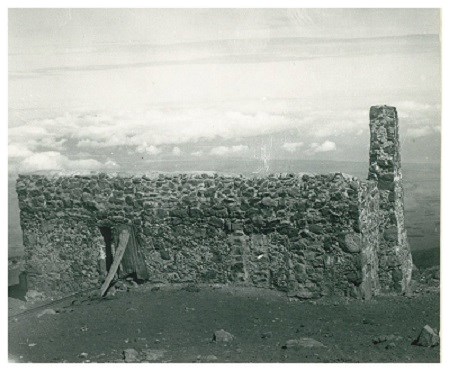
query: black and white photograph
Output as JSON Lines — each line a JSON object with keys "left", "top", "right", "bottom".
{"left": 4, "top": 3, "right": 444, "bottom": 364}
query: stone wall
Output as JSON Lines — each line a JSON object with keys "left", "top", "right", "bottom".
{"left": 16, "top": 105, "right": 411, "bottom": 300}
{"left": 16, "top": 172, "right": 379, "bottom": 300}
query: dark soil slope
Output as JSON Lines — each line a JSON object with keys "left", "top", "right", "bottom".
{"left": 8, "top": 284, "right": 439, "bottom": 363}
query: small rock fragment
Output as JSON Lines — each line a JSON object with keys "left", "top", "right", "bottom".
{"left": 385, "top": 342, "right": 396, "bottom": 349}
{"left": 79, "top": 352, "right": 88, "bottom": 358}
{"left": 287, "top": 290, "right": 314, "bottom": 300}
{"left": 261, "top": 331, "right": 272, "bottom": 339}
{"left": 283, "top": 338, "right": 325, "bottom": 349}
{"left": 372, "top": 334, "right": 402, "bottom": 344}
{"left": 71, "top": 299, "right": 81, "bottom": 306}
{"left": 213, "top": 329, "right": 234, "bottom": 342}
{"left": 414, "top": 325, "right": 439, "bottom": 347}
{"left": 123, "top": 348, "right": 140, "bottom": 363}
{"left": 141, "top": 349, "right": 166, "bottom": 362}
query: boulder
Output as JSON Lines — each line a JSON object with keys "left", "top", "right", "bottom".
{"left": 414, "top": 325, "right": 439, "bottom": 347}
{"left": 123, "top": 348, "right": 140, "bottom": 363}
{"left": 213, "top": 329, "right": 234, "bottom": 342}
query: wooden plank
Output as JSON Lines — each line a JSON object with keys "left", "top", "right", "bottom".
{"left": 121, "top": 227, "right": 149, "bottom": 280}
{"left": 100, "top": 229, "right": 130, "bottom": 297}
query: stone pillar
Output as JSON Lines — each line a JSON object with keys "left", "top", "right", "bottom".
{"left": 368, "top": 105, "right": 412, "bottom": 294}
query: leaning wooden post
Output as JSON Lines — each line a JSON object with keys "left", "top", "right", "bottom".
{"left": 100, "top": 229, "right": 130, "bottom": 297}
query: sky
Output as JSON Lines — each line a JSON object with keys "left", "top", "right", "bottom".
{"left": 8, "top": 8, "right": 441, "bottom": 174}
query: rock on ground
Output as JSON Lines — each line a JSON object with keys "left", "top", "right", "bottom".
{"left": 213, "top": 329, "right": 234, "bottom": 342}
{"left": 283, "top": 338, "right": 325, "bottom": 349}
{"left": 415, "top": 325, "right": 439, "bottom": 347}
{"left": 123, "top": 348, "right": 140, "bottom": 363}
{"left": 372, "top": 334, "right": 403, "bottom": 344}
{"left": 141, "top": 349, "right": 166, "bottom": 362}
{"left": 37, "top": 308, "right": 57, "bottom": 318}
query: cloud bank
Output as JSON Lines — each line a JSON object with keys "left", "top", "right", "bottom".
{"left": 18, "top": 151, "right": 118, "bottom": 172}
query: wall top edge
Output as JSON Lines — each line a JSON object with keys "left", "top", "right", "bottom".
{"left": 16, "top": 170, "right": 372, "bottom": 183}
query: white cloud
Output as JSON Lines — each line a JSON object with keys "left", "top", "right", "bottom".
{"left": 135, "top": 144, "right": 161, "bottom": 155}
{"left": 10, "top": 109, "right": 293, "bottom": 154}
{"left": 306, "top": 140, "right": 337, "bottom": 154}
{"left": 191, "top": 150, "right": 203, "bottom": 157}
{"left": 8, "top": 143, "right": 33, "bottom": 158}
{"left": 172, "top": 146, "right": 181, "bottom": 156}
{"left": 18, "top": 151, "right": 118, "bottom": 172}
{"left": 282, "top": 142, "right": 304, "bottom": 152}
{"left": 210, "top": 145, "right": 249, "bottom": 156}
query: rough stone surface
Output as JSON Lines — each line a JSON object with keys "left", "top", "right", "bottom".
{"left": 15, "top": 106, "right": 411, "bottom": 301}
{"left": 368, "top": 105, "right": 412, "bottom": 294}
{"left": 123, "top": 348, "right": 140, "bottom": 363}
{"left": 213, "top": 329, "right": 234, "bottom": 342}
{"left": 17, "top": 171, "right": 380, "bottom": 300}
{"left": 415, "top": 325, "right": 440, "bottom": 347}
{"left": 141, "top": 349, "right": 166, "bottom": 362}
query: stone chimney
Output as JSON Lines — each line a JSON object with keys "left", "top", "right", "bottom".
{"left": 368, "top": 105, "right": 412, "bottom": 294}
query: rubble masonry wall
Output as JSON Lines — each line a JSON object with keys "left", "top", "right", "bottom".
{"left": 16, "top": 105, "right": 411, "bottom": 300}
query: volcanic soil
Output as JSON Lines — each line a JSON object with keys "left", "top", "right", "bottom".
{"left": 8, "top": 279, "right": 439, "bottom": 363}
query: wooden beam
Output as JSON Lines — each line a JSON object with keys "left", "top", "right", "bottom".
{"left": 100, "top": 229, "right": 130, "bottom": 297}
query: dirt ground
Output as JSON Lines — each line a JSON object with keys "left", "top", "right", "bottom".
{"left": 8, "top": 280, "right": 440, "bottom": 363}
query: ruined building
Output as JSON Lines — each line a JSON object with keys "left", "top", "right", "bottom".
{"left": 16, "top": 106, "right": 412, "bottom": 300}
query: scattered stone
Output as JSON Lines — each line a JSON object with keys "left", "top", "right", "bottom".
{"left": 25, "top": 290, "right": 44, "bottom": 302}
{"left": 385, "top": 342, "right": 396, "bottom": 349}
{"left": 261, "top": 331, "right": 273, "bottom": 339}
{"left": 287, "top": 290, "right": 314, "bottom": 300}
{"left": 115, "top": 281, "right": 128, "bottom": 291}
{"left": 372, "top": 334, "right": 402, "bottom": 344}
{"left": 37, "top": 308, "right": 56, "bottom": 318}
{"left": 141, "top": 349, "right": 166, "bottom": 362}
{"left": 283, "top": 338, "right": 325, "bottom": 349}
{"left": 123, "top": 348, "right": 140, "bottom": 363}
{"left": 414, "top": 325, "right": 439, "bottom": 347}
{"left": 79, "top": 352, "right": 88, "bottom": 358}
{"left": 213, "top": 329, "right": 234, "bottom": 342}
